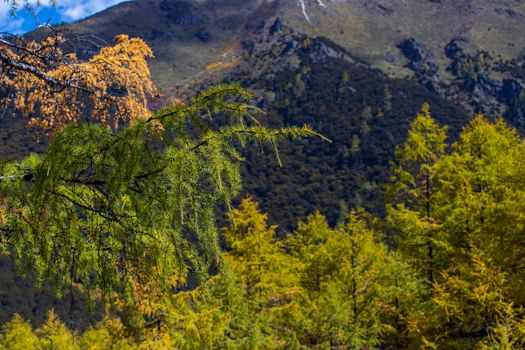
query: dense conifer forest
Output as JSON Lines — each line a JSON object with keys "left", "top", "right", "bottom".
{"left": 2, "top": 1, "right": 525, "bottom": 349}
{"left": 1, "top": 105, "right": 525, "bottom": 348}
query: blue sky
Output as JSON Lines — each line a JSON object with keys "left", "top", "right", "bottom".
{"left": 0, "top": 1, "right": 127, "bottom": 34}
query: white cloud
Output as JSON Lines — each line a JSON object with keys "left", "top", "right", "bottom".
{"left": 54, "top": 0, "right": 126, "bottom": 21}
{"left": 0, "top": 0, "right": 127, "bottom": 33}
{"left": 0, "top": 1, "right": 25, "bottom": 34}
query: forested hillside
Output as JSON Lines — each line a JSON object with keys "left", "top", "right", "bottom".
{"left": 2, "top": 104, "right": 525, "bottom": 349}
{"left": 193, "top": 26, "right": 469, "bottom": 227}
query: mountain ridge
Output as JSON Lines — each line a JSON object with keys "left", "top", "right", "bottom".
{"left": 53, "top": 0, "right": 525, "bottom": 88}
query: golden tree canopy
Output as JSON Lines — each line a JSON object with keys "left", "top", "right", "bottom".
{"left": 1, "top": 32, "right": 155, "bottom": 131}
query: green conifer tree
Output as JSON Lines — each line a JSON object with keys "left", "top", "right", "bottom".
{"left": 387, "top": 103, "right": 448, "bottom": 286}
{"left": 0, "top": 84, "right": 321, "bottom": 315}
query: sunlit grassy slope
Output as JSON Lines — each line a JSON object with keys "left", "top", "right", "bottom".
{"left": 59, "top": 0, "right": 525, "bottom": 88}
{"left": 280, "top": 0, "right": 525, "bottom": 78}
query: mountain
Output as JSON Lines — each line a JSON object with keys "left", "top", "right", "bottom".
{"left": 279, "top": 0, "right": 525, "bottom": 76}
{"left": 24, "top": 0, "right": 484, "bottom": 227}
{"left": 52, "top": 0, "right": 525, "bottom": 131}
{"left": 59, "top": 0, "right": 277, "bottom": 89}
{"left": 60, "top": 0, "right": 525, "bottom": 86}
{"left": 51, "top": 0, "right": 525, "bottom": 227}
{"left": 172, "top": 25, "right": 468, "bottom": 227}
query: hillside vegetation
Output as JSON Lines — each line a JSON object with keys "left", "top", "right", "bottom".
{"left": 57, "top": 0, "right": 525, "bottom": 84}
{"left": 1, "top": 1, "right": 525, "bottom": 347}
{"left": 2, "top": 109, "right": 525, "bottom": 349}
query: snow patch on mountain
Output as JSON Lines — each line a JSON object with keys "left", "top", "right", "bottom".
{"left": 297, "top": 0, "right": 332, "bottom": 22}
{"left": 298, "top": 0, "right": 311, "bottom": 22}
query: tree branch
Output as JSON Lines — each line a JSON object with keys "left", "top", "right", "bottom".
{"left": 0, "top": 50, "right": 93, "bottom": 93}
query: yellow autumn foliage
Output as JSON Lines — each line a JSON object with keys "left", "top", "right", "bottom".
{"left": 1, "top": 33, "right": 154, "bottom": 131}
